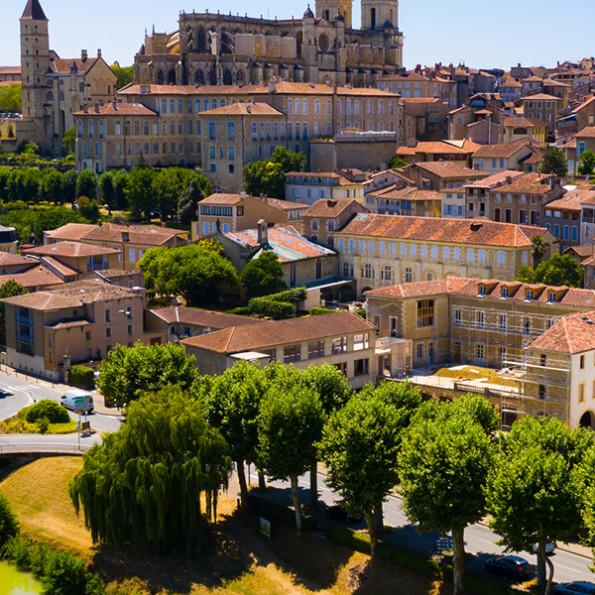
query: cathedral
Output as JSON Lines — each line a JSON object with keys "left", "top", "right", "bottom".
{"left": 134, "top": 0, "right": 404, "bottom": 87}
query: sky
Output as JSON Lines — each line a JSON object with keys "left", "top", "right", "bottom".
{"left": 2, "top": 0, "right": 595, "bottom": 71}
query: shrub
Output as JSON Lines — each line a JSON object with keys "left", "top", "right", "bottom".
{"left": 247, "top": 297, "right": 294, "bottom": 320}
{"left": 309, "top": 307, "right": 336, "bottom": 316}
{"left": 41, "top": 548, "right": 88, "bottom": 595}
{"left": 24, "top": 400, "right": 70, "bottom": 424}
{"left": 70, "top": 365, "right": 95, "bottom": 389}
{"left": 0, "top": 493, "right": 18, "bottom": 547}
{"left": 1, "top": 535, "right": 33, "bottom": 569}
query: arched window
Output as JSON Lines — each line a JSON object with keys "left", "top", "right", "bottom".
{"left": 223, "top": 69, "right": 233, "bottom": 85}
{"left": 196, "top": 27, "right": 206, "bottom": 51}
{"left": 194, "top": 70, "right": 205, "bottom": 85}
{"left": 324, "top": 9, "right": 330, "bottom": 20}
{"left": 157, "top": 71, "right": 164, "bottom": 85}
{"left": 167, "top": 70, "right": 176, "bottom": 85}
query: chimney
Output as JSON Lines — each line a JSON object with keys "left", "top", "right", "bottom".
{"left": 97, "top": 49, "right": 102, "bottom": 59}
{"left": 94, "top": 103, "right": 100, "bottom": 113}
{"left": 83, "top": 104, "right": 88, "bottom": 114}
{"left": 81, "top": 49, "right": 88, "bottom": 62}
{"left": 268, "top": 81, "right": 276, "bottom": 93}
{"left": 121, "top": 231, "right": 130, "bottom": 242}
{"left": 257, "top": 219, "right": 268, "bottom": 246}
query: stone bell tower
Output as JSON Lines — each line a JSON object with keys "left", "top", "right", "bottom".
{"left": 315, "top": 0, "right": 354, "bottom": 29}
{"left": 361, "top": 0, "right": 399, "bottom": 31}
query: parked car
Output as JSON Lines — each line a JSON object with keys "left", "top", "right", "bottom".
{"left": 325, "top": 505, "right": 364, "bottom": 524}
{"left": 553, "top": 582, "right": 595, "bottom": 594}
{"left": 485, "top": 555, "right": 531, "bottom": 580}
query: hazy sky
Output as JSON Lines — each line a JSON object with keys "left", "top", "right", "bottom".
{"left": 2, "top": 0, "right": 594, "bottom": 71}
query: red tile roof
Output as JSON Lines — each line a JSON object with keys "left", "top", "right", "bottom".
{"left": 0, "top": 265, "right": 64, "bottom": 290}
{"left": 527, "top": 311, "right": 595, "bottom": 354}
{"left": 303, "top": 199, "right": 369, "bottom": 218}
{"left": 150, "top": 306, "right": 262, "bottom": 329}
{"left": 73, "top": 103, "right": 157, "bottom": 117}
{"left": 24, "top": 241, "right": 119, "bottom": 258}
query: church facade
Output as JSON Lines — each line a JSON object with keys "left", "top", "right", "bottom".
{"left": 134, "top": 0, "right": 403, "bottom": 88}
{"left": 18, "top": 0, "right": 117, "bottom": 154}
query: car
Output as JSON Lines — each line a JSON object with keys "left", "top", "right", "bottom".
{"left": 553, "top": 582, "right": 595, "bottom": 594}
{"left": 325, "top": 505, "right": 364, "bottom": 524}
{"left": 485, "top": 555, "right": 531, "bottom": 580}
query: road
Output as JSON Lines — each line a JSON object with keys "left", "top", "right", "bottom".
{"left": 0, "top": 371, "right": 120, "bottom": 433}
{"left": 249, "top": 469, "right": 595, "bottom": 587}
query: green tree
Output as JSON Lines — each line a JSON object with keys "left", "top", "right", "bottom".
{"left": 578, "top": 149, "right": 595, "bottom": 177}
{"left": 533, "top": 253, "right": 584, "bottom": 287}
{"left": 0, "top": 492, "right": 18, "bottom": 547}
{"left": 75, "top": 169, "right": 97, "bottom": 200}
{"left": 0, "top": 83, "right": 22, "bottom": 113}
{"left": 200, "top": 361, "right": 268, "bottom": 508}
{"left": 0, "top": 166, "right": 10, "bottom": 200}
{"left": 486, "top": 417, "right": 585, "bottom": 593}
{"left": 243, "top": 160, "right": 286, "bottom": 199}
{"left": 514, "top": 264, "right": 535, "bottom": 283}
{"left": 62, "top": 126, "right": 76, "bottom": 156}
{"left": 140, "top": 244, "right": 238, "bottom": 306}
{"left": 61, "top": 169, "right": 78, "bottom": 203}
{"left": 70, "top": 386, "right": 231, "bottom": 555}
{"left": 111, "top": 169, "right": 129, "bottom": 210}
{"left": 240, "top": 251, "right": 287, "bottom": 298}
{"left": 96, "top": 341, "right": 198, "bottom": 408}
{"left": 178, "top": 178, "right": 206, "bottom": 225}
{"left": 110, "top": 63, "right": 134, "bottom": 90}
{"left": 399, "top": 397, "right": 497, "bottom": 595}
{"left": 40, "top": 169, "right": 64, "bottom": 204}
{"left": 531, "top": 235, "right": 549, "bottom": 269}
{"left": 0, "top": 280, "right": 28, "bottom": 346}
{"left": 98, "top": 171, "right": 116, "bottom": 213}
{"left": 75, "top": 196, "right": 100, "bottom": 223}
{"left": 388, "top": 155, "right": 408, "bottom": 169}
{"left": 126, "top": 166, "right": 157, "bottom": 220}
{"left": 7, "top": 123, "right": 14, "bottom": 139}
{"left": 540, "top": 147, "right": 568, "bottom": 177}
{"left": 319, "top": 392, "right": 401, "bottom": 556}
{"left": 257, "top": 384, "right": 324, "bottom": 533}
{"left": 196, "top": 238, "right": 225, "bottom": 256}
{"left": 270, "top": 146, "right": 306, "bottom": 173}
{"left": 7, "top": 167, "right": 42, "bottom": 202}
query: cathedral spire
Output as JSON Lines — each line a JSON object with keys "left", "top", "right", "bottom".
{"left": 21, "top": 0, "right": 48, "bottom": 20}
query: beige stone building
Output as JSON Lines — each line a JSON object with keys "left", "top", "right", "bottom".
{"left": 366, "top": 278, "right": 595, "bottom": 429}
{"left": 519, "top": 94, "right": 564, "bottom": 139}
{"left": 378, "top": 70, "right": 456, "bottom": 107}
{"left": 182, "top": 311, "right": 376, "bottom": 388}
{"left": 18, "top": 0, "right": 117, "bottom": 154}
{"left": 134, "top": 0, "right": 404, "bottom": 88}
{"left": 192, "top": 192, "right": 308, "bottom": 241}
{"left": 472, "top": 141, "right": 537, "bottom": 175}
{"left": 502, "top": 116, "right": 548, "bottom": 145}
{"left": 285, "top": 172, "right": 364, "bottom": 205}
{"left": 1, "top": 280, "right": 156, "bottom": 380}
{"left": 336, "top": 214, "right": 558, "bottom": 296}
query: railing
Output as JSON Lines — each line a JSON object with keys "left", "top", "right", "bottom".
{"left": 0, "top": 442, "right": 93, "bottom": 456}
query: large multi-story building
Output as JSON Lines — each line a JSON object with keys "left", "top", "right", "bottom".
{"left": 336, "top": 214, "right": 558, "bottom": 296}
{"left": 17, "top": 0, "right": 116, "bottom": 154}
{"left": 134, "top": 0, "right": 404, "bottom": 88}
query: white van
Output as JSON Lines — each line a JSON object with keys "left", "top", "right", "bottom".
{"left": 60, "top": 389, "right": 94, "bottom": 413}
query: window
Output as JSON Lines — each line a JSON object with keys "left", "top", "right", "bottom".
{"left": 580, "top": 354, "right": 586, "bottom": 369}
{"left": 363, "top": 264, "right": 374, "bottom": 279}
{"left": 477, "top": 311, "right": 485, "bottom": 329}
{"left": 283, "top": 344, "right": 301, "bottom": 363}
{"left": 416, "top": 343, "right": 423, "bottom": 359}
{"left": 454, "top": 309, "right": 462, "bottom": 327}
{"left": 105, "top": 309, "right": 111, "bottom": 323}
{"left": 417, "top": 300, "right": 435, "bottom": 327}
{"left": 499, "top": 314, "right": 506, "bottom": 332}
{"left": 405, "top": 268, "right": 412, "bottom": 283}
{"left": 579, "top": 383, "right": 586, "bottom": 403}
{"left": 523, "top": 317, "right": 530, "bottom": 335}
{"left": 354, "top": 358, "right": 369, "bottom": 377}
{"left": 208, "top": 121, "right": 216, "bottom": 140}
{"left": 308, "top": 341, "right": 324, "bottom": 359}
{"left": 331, "top": 337, "right": 347, "bottom": 354}
{"left": 539, "top": 384, "right": 546, "bottom": 400}
{"left": 106, "top": 327, "right": 111, "bottom": 338}
{"left": 476, "top": 343, "right": 484, "bottom": 361}
{"left": 381, "top": 265, "right": 392, "bottom": 281}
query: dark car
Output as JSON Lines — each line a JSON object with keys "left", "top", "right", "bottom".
{"left": 485, "top": 555, "right": 531, "bottom": 580}
{"left": 325, "top": 505, "right": 364, "bottom": 524}
{"left": 553, "top": 582, "right": 595, "bottom": 594}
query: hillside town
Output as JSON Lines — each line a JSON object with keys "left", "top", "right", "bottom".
{"left": 3, "top": 0, "right": 595, "bottom": 594}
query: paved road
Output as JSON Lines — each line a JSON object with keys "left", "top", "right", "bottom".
{"left": 0, "top": 372, "right": 120, "bottom": 433}
{"left": 0, "top": 432, "right": 101, "bottom": 452}
{"left": 249, "top": 469, "right": 595, "bottom": 587}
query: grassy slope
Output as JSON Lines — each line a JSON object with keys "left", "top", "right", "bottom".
{"left": 0, "top": 457, "right": 454, "bottom": 595}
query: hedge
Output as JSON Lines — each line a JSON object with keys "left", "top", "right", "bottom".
{"left": 266, "top": 287, "right": 307, "bottom": 302}
{"left": 70, "top": 365, "right": 95, "bottom": 389}
{"left": 309, "top": 307, "right": 337, "bottom": 316}
{"left": 247, "top": 493, "right": 318, "bottom": 533}
{"left": 248, "top": 297, "right": 295, "bottom": 320}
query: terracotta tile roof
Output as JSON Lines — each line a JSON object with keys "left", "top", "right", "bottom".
{"left": 545, "top": 188, "right": 595, "bottom": 211}
{"left": 225, "top": 225, "right": 335, "bottom": 263}
{"left": 266, "top": 198, "right": 309, "bottom": 211}
{"left": 521, "top": 93, "right": 562, "bottom": 101}
{"left": 201, "top": 193, "right": 243, "bottom": 205}
{"left": 491, "top": 172, "right": 555, "bottom": 195}
{"left": 52, "top": 58, "right": 99, "bottom": 74}
{"left": 401, "top": 97, "right": 441, "bottom": 104}
{"left": 576, "top": 127, "right": 595, "bottom": 139}
{"left": 365, "top": 277, "right": 470, "bottom": 299}
{"left": 90, "top": 268, "right": 138, "bottom": 279}
{"left": 1, "top": 279, "right": 141, "bottom": 310}
{"left": 527, "top": 311, "right": 595, "bottom": 354}
{"left": 45, "top": 223, "right": 94, "bottom": 241}
{"left": 0, "top": 266, "right": 64, "bottom": 290}
{"left": 0, "top": 253, "right": 33, "bottom": 267}
{"left": 369, "top": 185, "right": 441, "bottom": 202}
{"left": 0, "top": 67, "right": 20, "bottom": 75}
{"left": 73, "top": 103, "right": 158, "bottom": 117}
{"left": 396, "top": 141, "right": 475, "bottom": 156}
{"left": 572, "top": 96, "right": 595, "bottom": 113}
{"left": 203, "top": 102, "right": 283, "bottom": 116}
{"left": 473, "top": 142, "right": 531, "bottom": 159}
{"left": 24, "top": 241, "right": 119, "bottom": 258}
{"left": 150, "top": 306, "right": 262, "bottom": 329}
{"left": 304, "top": 199, "right": 369, "bottom": 218}
{"left": 40, "top": 256, "right": 79, "bottom": 278}
{"left": 412, "top": 161, "right": 487, "bottom": 179}
{"left": 182, "top": 312, "right": 374, "bottom": 354}
{"left": 502, "top": 116, "right": 544, "bottom": 128}
{"left": 338, "top": 214, "right": 549, "bottom": 248}
{"left": 465, "top": 170, "right": 525, "bottom": 188}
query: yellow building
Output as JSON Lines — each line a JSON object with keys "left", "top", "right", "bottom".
{"left": 336, "top": 214, "right": 558, "bottom": 296}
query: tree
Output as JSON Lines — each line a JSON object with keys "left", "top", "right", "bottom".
{"left": 578, "top": 149, "right": 595, "bottom": 177}
{"left": 514, "top": 264, "right": 535, "bottom": 283}
{"left": 40, "top": 169, "right": 64, "bottom": 204}
{"left": 179, "top": 178, "right": 205, "bottom": 225}
{"left": 319, "top": 392, "right": 401, "bottom": 556}
{"left": 531, "top": 235, "right": 549, "bottom": 269}
{"left": 140, "top": 244, "right": 238, "bottom": 306}
{"left": 486, "top": 417, "right": 586, "bottom": 594}
{"left": 270, "top": 146, "right": 306, "bottom": 173}
{"left": 196, "top": 238, "right": 225, "bottom": 256}
{"left": 257, "top": 384, "right": 324, "bottom": 533}
{"left": 199, "top": 361, "right": 268, "bottom": 508}
{"left": 62, "top": 126, "right": 76, "bottom": 156}
{"left": 533, "top": 253, "right": 584, "bottom": 287}
{"left": 75, "top": 169, "right": 97, "bottom": 200}
{"left": 98, "top": 172, "right": 116, "bottom": 213}
{"left": 540, "top": 147, "right": 568, "bottom": 177}
{"left": 7, "top": 124, "right": 14, "bottom": 139}
{"left": 110, "top": 63, "right": 134, "bottom": 90}
{"left": 240, "top": 251, "right": 287, "bottom": 298}
{"left": 70, "top": 386, "right": 231, "bottom": 555}
{"left": 75, "top": 196, "right": 100, "bottom": 223}
{"left": 388, "top": 155, "right": 408, "bottom": 169}
{"left": 7, "top": 167, "right": 42, "bottom": 202}
{"left": 399, "top": 397, "right": 497, "bottom": 595}
{"left": 111, "top": 169, "right": 129, "bottom": 210}
{"left": 61, "top": 169, "right": 78, "bottom": 203}
{"left": 244, "top": 160, "right": 286, "bottom": 199}
{"left": 96, "top": 341, "right": 198, "bottom": 408}
{"left": 126, "top": 166, "right": 157, "bottom": 220}
{"left": 0, "top": 83, "right": 22, "bottom": 113}
{"left": 0, "top": 492, "right": 18, "bottom": 547}
{"left": 0, "top": 280, "right": 28, "bottom": 346}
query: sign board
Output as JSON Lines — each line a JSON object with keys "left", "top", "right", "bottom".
{"left": 259, "top": 517, "right": 271, "bottom": 539}
{"left": 74, "top": 409, "right": 86, "bottom": 415}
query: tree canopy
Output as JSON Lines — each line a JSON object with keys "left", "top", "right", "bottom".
{"left": 70, "top": 386, "right": 231, "bottom": 555}
{"left": 140, "top": 244, "right": 238, "bottom": 306}
{"left": 515, "top": 254, "right": 584, "bottom": 288}
{"left": 240, "top": 251, "right": 287, "bottom": 298}
{"left": 110, "top": 63, "right": 134, "bottom": 90}
{"left": 0, "top": 84, "right": 22, "bottom": 113}
{"left": 179, "top": 178, "right": 206, "bottom": 225}
{"left": 579, "top": 149, "right": 595, "bottom": 177}
{"left": 96, "top": 341, "right": 198, "bottom": 408}
{"left": 0, "top": 280, "right": 28, "bottom": 346}
{"left": 540, "top": 147, "right": 568, "bottom": 177}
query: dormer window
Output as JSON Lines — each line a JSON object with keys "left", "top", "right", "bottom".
{"left": 548, "top": 292, "right": 555, "bottom": 303}
{"left": 526, "top": 290, "right": 533, "bottom": 301}
{"left": 479, "top": 285, "right": 486, "bottom": 296}
{"left": 501, "top": 287, "right": 509, "bottom": 298}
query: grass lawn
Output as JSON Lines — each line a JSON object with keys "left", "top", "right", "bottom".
{"left": 434, "top": 365, "right": 520, "bottom": 389}
{"left": 0, "top": 458, "right": 461, "bottom": 594}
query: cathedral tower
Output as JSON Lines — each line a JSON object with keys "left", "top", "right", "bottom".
{"left": 315, "top": 0, "right": 354, "bottom": 28}
{"left": 361, "top": 0, "right": 398, "bottom": 31}
{"left": 20, "top": 0, "right": 51, "bottom": 148}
